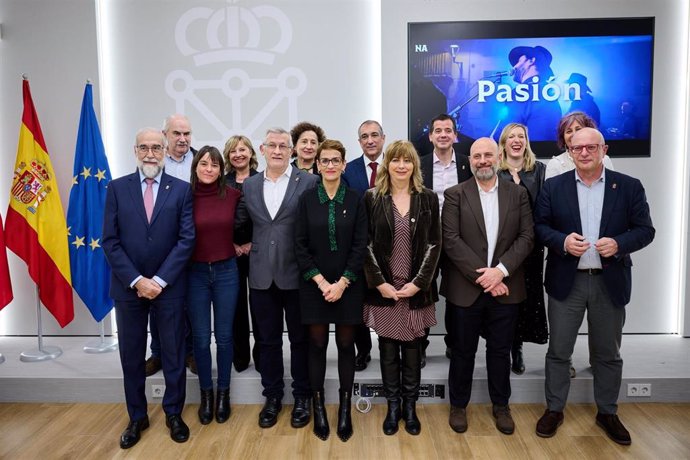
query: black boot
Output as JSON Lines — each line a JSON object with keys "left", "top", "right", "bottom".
{"left": 198, "top": 388, "right": 214, "bottom": 425}
{"left": 379, "top": 337, "right": 401, "bottom": 435}
{"left": 216, "top": 388, "right": 230, "bottom": 423}
{"left": 312, "top": 390, "right": 329, "bottom": 441}
{"left": 337, "top": 389, "right": 353, "bottom": 442}
{"left": 511, "top": 341, "right": 525, "bottom": 375}
{"left": 401, "top": 339, "right": 421, "bottom": 435}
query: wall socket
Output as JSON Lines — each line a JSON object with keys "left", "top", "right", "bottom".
{"left": 151, "top": 384, "right": 165, "bottom": 398}
{"left": 627, "top": 383, "right": 652, "bottom": 397}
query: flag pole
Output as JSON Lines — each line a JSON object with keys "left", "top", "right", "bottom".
{"left": 19, "top": 286, "right": 63, "bottom": 362}
{"left": 83, "top": 317, "right": 118, "bottom": 353}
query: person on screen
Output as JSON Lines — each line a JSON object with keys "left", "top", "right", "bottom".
{"left": 565, "top": 73, "right": 601, "bottom": 127}
{"left": 534, "top": 127, "right": 654, "bottom": 446}
{"left": 504, "top": 45, "right": 562, "bottom": 141}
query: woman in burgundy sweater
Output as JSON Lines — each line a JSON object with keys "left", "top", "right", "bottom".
{"left": 187, "top": 146, "right": 242, "bottom": 425}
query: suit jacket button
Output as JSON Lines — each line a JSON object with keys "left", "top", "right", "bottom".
{"left": 271, "top": 241, "right": 275, "bottom": 245}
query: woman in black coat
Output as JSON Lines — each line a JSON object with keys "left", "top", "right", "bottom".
{"left": 363, "top": 140, "right": 441, "bottom": 436}
{"left": 497, "top": 123, "right": 548, "bottom": 374}
{"left": 295, "top": 139, "right": 367, "bottom": 442}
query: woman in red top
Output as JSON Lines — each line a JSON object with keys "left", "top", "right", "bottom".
{"left": 187, "top": 146, "right": 242, "bottom": 425}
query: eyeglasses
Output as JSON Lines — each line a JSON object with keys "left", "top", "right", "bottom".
{"left": 137, "top": 144, "right": 164, "bottom": 154}
{"left": 569, "top": 144, "right": 602, "bottom": 154}
{"left": 359, "top": 132, "right": 381, "bottom": 141}
{"left": 263, "top": 143, "right": 291, "bottom": 152}
{"left": 318, "top": 158, "right": 343, "bottom": 166}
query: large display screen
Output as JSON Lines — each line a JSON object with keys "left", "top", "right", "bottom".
{"left": 408, "top": 18, "right": 654, "bottom": 158}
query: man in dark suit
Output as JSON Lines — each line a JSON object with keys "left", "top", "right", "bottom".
{"left": 238, "top": 127, "right": 320, "bottom": 429}
{"left": 420, "top": 114, "right": 473, "bottom": 363}
{"left": 103, "top": 128, "right": 195, "bottom": 449}
{"left": 342, "top": 119, "right": 386, "bottom": 371}
{"left": 533, "top": 127, "right": 654, "bottom": 445}
{"left": 442, "top": 137, "right": 534, "bottom": 435}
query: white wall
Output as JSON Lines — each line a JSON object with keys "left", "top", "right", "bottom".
{"left": 0, "top": 0, "right": 688, "bottom": 335}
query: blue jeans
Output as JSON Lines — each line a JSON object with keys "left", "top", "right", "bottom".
{"left": 187, "top": 258, "right": 240, "bottom": 390}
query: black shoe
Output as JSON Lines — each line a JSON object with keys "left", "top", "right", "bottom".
{"left": 511, "top": 343, "right": 525, "bottom": 375}
{"left": 382, "top": 399, "right": 401, "bottom": 435}
{"left": 596, "top": 413, "right": 631, "bottom": 445}
{"left": 259, "top": 397, "right": 282, "bottom": 428}
{"left": 312, "top": 391, "right": 329, "bottom": 441}
{"left": 119, "top": 416, "right": 149, "bottom": 449}
{"left": 291, "top": 397, "right": 311, "bottom": 428}
{"left": 402, "top": 399, "right": 421, "bottom": 435}
{"left": 536, "top": 409, "right": 564, "bottom": 438}
{"left": 354, "top": 352, "right": 371, "bottom": 372}
{"left": 198, "top": 388, "right": 214, "bottom": 425}
{"left": 216, "top": 388, "right": 231, "bottom": 423}
{"left": 144, "top": 357, "right": 162, "bottom": 377}
{"left": 336, "top": 389, "right": 353, "bottom": 442}
{"left": 185, "top": 354, "right": 198, "bottom": 375}
{"left": 166, "top": 414, "right": 190, "bottom": 443}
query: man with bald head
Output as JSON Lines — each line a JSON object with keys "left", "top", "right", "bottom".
{"left": 533, "top": 127, "right": 654, "bottom": 445}
{"left": 441, "top": 137, "right": 534, "bottom": 435}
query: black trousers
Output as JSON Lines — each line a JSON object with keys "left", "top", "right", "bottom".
{"left": 249, "top": 284, "right": 310, "bottom": 399}
{"left": 447, "top": 294, "right": 518, "bottom": 407}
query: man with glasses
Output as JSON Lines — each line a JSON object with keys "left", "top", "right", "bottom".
{"left": 342, "top": 120, "right": 386, "bottom": 371}
{"left": 103, "top": 128, "right": 195, "bottom": 448}
{"left": 533, "top": 127, "right": 654, "bottom": 445}
{"left": 237, "top": 127, "right": 320, "bottom": 429}
{"left": 144, "top": 114, "right": 198, "bottom": 378}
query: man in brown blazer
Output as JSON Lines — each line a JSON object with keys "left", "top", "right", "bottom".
{"left": 441, "top": 137, "right": 534, "bottom": 436}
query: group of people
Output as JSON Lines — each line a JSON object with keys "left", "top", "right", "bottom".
{"left": 102, "top": 109, "right": 654, "bottom": 450}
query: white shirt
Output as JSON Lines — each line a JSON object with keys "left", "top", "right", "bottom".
{"left": 263, "top": 165, "right": 293, "bottom": 219}
{"left": 477, "top": 178, "right": 509, "bottom": 276}
{"left": 164, "top": 150, "right": 194, "bottom": 182}
{"left": 432, "top": 150, "right": 459, "bottom": 212}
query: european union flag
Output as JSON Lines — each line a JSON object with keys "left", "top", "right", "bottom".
{"left": 67, "top": 83, "right": 113, "bottom": 322}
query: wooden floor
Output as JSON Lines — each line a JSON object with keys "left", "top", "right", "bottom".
{"left": 0, "top": 402, "right": 688, "bottom": 459}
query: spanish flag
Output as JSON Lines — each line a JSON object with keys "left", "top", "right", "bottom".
{"left": 5, "top": 79, "right": 74, "bottom": 327}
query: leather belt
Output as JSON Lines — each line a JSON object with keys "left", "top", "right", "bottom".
{"left": 577, "top": 268, "right": 603, "bottom": 275}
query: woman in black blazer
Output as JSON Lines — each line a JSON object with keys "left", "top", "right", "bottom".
{"left": 295, "top": 139, "right": 367, "bottom": 442}
{"left": 363, "top": 140, "right": 441, "bottom": 436}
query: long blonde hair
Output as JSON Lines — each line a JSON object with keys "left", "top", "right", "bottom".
{"left": 223, "top": 135, "right": 259, "bottom": 174}
{"left": 375, "top": 140, "right": 424, "bottom": 196}
{"left": 498, "top": 123, "right": 537, "bottom": 172}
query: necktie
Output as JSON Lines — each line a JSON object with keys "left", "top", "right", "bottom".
{"left": 144, "top": 178, "right": 154, "bottom": 223}
{"left": 369, "top": 162, "right": 378, "bottom": 188}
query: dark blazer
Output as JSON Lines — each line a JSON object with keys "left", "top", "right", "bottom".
{"left": 102, "top": 171, "right": 195, "bottom": 301}
{"left": 342, "top": 155, "right": 371, "bottom": 196}
{"left": 440, "top": 178, "right": 534, "bottom": 307}
{"left": 420, "top": 151, "right": 472, "bottom": 191}
{"left": 227, "top": 168, "right": 259, "bottom": 245}
{"left": 534, "top": 169, "right": 655, "bottom": 307}
{"left": 363, "top": 187, "right": 441, "bottom": 309}
{"left": 497, "top": 160, "right": 546, "bottom": 207}
{"left": 238, "top": 166, "right": 320, "bottom": 290}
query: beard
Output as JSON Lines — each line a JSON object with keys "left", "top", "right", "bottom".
{"left": 471, "top": 163, "right": 497, "bottom": 181}
{"left": 137, "top": 159, "right": 162, "bottom": 179}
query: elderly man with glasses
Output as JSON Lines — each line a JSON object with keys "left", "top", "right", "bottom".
{"left": 236, "top": 127, "right": 320, "bottom": 429}
{"left": 533, "top": 127, "right": 655, "bottom": 446}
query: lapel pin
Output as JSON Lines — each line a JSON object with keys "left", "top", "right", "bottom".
{"left": 411, "top": 218, "right": 416, "bottom": 222}
{"left": 612, "top": 183, "right": 617, "bottom": 189}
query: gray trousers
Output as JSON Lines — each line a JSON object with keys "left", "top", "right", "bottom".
{"left": 545, "top": 272, "right": 625, "bottom": 414}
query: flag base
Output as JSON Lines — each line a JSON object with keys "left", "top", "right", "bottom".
{"left": 83, "top": 337, "right": 118, "bottom": 354}
{"left": 20, "top": 345, "right": 62, "bottom": 362}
